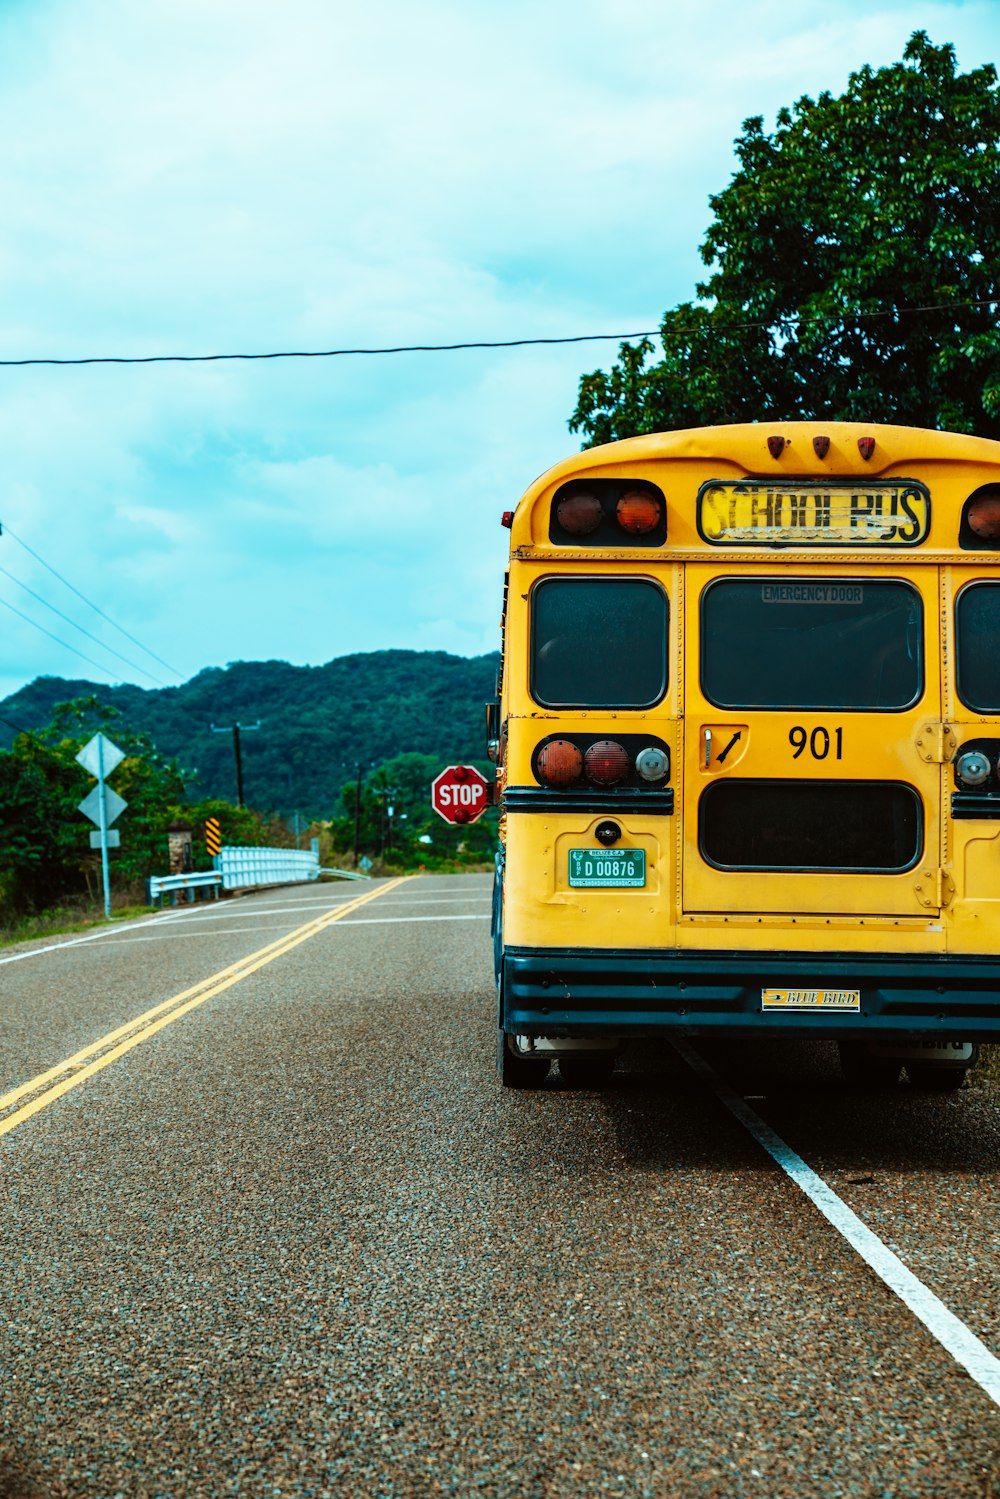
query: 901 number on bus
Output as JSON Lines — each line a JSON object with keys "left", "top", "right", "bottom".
{"left": 789, "top": 725, "right": 843, "bottom": 760}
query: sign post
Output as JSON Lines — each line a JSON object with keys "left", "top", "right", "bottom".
{"left": 77, "top": 732, "right": 128, "bottom": 919}
{"left": 431, "top": 765, "right": 490, "bottom": 825}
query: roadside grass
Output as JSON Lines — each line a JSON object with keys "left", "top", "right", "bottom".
{"left": 0, "top": 899, "right": 154, "bottom": 950}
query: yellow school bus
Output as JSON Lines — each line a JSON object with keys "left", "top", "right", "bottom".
{"left": 489, "top": 421, "right": 1000, "bottom": 1089}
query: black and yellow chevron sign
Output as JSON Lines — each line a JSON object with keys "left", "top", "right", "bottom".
{"left": 205, "top": 817, "right": 221, "bottom": 857}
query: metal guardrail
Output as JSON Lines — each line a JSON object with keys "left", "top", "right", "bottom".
{"left": 149, "top": 871, "right": 223, "bottom": 907}
{"left": 149, "top": 846, "right": 360, "bottom": 906}
{"left": 215, "top": 845, "right": 320, "bottom": 891}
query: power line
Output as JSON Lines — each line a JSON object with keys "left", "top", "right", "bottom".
{"left": 0, "top": 297, "right": 994, "bottom": 368}
{"left": 0, "top": 592, "right": 129, "bottom": 681}
{"left": 0, "top": 522, "right": 181, "bottom": 678}
{"left": 0, "top": 712, "right": 35, "bottom": 739}
{"left": 0, "top": 561, "right": 170, "bottom": 688}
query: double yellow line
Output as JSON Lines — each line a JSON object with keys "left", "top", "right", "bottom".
{"left": 0, "top": 876, "right": 409, "bottom": 1141}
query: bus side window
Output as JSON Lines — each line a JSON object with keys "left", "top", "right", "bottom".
{"left": 956, "top": 582, "right": 1000, "bottom": 714}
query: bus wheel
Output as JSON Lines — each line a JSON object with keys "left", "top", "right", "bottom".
{"left": 559, "top": 1053, "right": 617, "bottom": 1088}
{"left": 497, "top": 1031, "right": 549, "bottom": 1089}
{"left": 906, "top": 1062, "right": 968, "bottom": 1092}
{"left": 838, "top": 1041, "right": 902, "bottom": 1089}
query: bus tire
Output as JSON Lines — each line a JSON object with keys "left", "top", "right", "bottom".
{"left": 559, "top": 1053, "right": 617, "bottom": 1089}
{"left": 497, "top": 1030, "right": 549, "bottom": 1089}
{"left": 906, "top": 1063, "right": 968, "bottom": 1092}
{"left": 838, "top": 1041, "right": 902, "bottom": 1089}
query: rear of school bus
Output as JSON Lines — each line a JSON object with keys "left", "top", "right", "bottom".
{"left": 492, "top": 421, "right": 1000, "bottom": 1088}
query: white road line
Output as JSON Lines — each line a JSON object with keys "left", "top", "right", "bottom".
{"left": 358, "top": 896, "right": 494, "bottom": 906}
{"left": 333, "top": 914, "right": 491, "bottom": 926}
{"left": 0, "top": 915, "right": 177, "bottom": 966}
{"left": 169, "top": 898, "right": 369, "bottom": 921}
{"left": 176, "top": 894, "right": 484, "bottom": 921}
{"left": 71, "top": 927, "right": 310, "bottom": 943}
{"left": 675, "top": 1040, "right": 1000, "bottom": 1410}
{"left": 5, "top": 912, "right": 494, "bottom": 952}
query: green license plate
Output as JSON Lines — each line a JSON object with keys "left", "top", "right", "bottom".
{"left": 568, "top": 848, "right": 646, "bottom": 888}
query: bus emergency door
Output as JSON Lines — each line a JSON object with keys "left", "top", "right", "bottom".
{"left": 680, "top": 565, "right": 944, "bottom": 917}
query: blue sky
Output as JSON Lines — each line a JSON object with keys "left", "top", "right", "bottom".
{"left": 0, "top": 0, "right": 996, "bottom": 699}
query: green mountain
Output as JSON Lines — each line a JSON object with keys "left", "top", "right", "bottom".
{"left": 0, "top": 651, "right": 500, "bottom": 818}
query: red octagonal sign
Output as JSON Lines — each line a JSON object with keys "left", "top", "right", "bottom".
{"left": 431, "top": 764, "right": 491, "bottom": 824}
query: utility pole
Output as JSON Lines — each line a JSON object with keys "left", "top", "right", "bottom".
{"left": 353, "top": 763, "right": 362, "bottom": 868}
{"left": 211, "top": 721, "right": 261, "bottom": 808}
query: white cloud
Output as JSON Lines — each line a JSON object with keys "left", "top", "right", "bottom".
{"left": 0, "top": 0, "right": 995, "bottom": 701}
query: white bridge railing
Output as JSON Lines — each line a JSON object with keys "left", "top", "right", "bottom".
{"left": 215, "top": 845, "right": 319, "bottom": 890}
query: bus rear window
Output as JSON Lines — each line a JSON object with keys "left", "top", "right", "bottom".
{"left": 700, "top": 780, "right": 922, "bottom": 872}
{"left": 956, "top": 583, "right": 1000, "bottom": 713}
{"left": 701, "top": 578, "right": 922, "bottom": 710}
{"left": 531, "top": 578, "right": 668, "bottom": 708}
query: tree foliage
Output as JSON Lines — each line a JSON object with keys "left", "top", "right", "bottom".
{"left": 0, "top": 650, "right": 499, "bottom": 819}
{"left": 571, "top": 34, "right": 1000, "bottom": 444}
{"left": 331, "top": 751, "right": 498, "bottom": 869}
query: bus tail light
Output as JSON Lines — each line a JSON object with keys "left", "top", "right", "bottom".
{"left": 616, "top": 490, "right": 662, "bottom": 536}
{"left": 584, "top": 740, "right": 630, "bottom": 785}
{"left": 966, "top": 491, "right": 1000, "bottom": 542}
{"left": 555, "top": 489, "right": 603, "bottom": 536}
{"left": 635, "top": 746, "right": 670, "bottom": 783}
{"left": 858, "top": 437, "right": 876, "bottom": 460}
{"left": 536, "top": 739, "right": 583, "bottom": 787}
{"left": 813, "top": 435, "right": 830, "bottom": 458}
{"left": 767, "top": 436, "right": 785, "bottom": 458}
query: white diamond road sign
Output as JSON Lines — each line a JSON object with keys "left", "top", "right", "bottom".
{"left": 78, "top": 785, "right": 128, "bottom": 827}
{"left": 76, "top": 732, "right": 125, "bottom": 780}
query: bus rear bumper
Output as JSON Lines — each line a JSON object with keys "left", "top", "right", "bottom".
{"left": 501, "top": 947, "right": 1000, "bottom": 1040}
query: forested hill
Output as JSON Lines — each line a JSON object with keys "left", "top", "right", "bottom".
{"left": 0, "top": 650, "right": 500, "bottom": 818}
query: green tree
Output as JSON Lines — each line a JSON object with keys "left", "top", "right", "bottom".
{"left": 0, "top": 698, "right": 188, "bottom": 916}
{"left": 571, "top": 34, "right": 1000, "bottom": 444}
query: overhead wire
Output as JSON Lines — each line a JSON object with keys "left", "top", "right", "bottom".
{"left": 0, "top": 562, "right": 169, "bottom": 688}
{"left": 0, "top": 522, "right": 181, "bottom": 679}
{"left": 0, "top": 593, "right": 130, "bottom": 681}
{"left": 0, "top": 713, "right": 34, "bottom": 739}
{"left": 0, "top": 297, "right": 994, "bottom": 367}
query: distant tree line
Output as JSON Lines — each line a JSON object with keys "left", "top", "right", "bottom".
{"left": 0, "top": 650, "right": 500, "bottom": 819}
{"left": 0, "top": 699, "right": 497, "bottom": 930}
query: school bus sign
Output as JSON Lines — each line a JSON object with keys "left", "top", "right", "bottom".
{"left": 431, "top": 765, "right": 490, "bottom": 824}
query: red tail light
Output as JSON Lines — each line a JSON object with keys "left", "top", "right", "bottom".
{"left": 616, "top": 489, "right": 662, "bottom": 536}
{"left": 584, "top": 740, "right": 630, "bottom": 785}
{"left": 767, "top": 436, "right": 786, "bottom": 458}
{"left": 556, "top": 489, "right": 603, "bottom": 535}
{"left": 857, "top": 436, "right": 876, "bottom": 460}
{"left": 536, "top": 740, "right": 583, "bottom": 787}
{"left": 813, "top": 435, "right": 830, "bottom": 458}
{"left": 967, "top": 494, "right": 1000, "bottom": 541}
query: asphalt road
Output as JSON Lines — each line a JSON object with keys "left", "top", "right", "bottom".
{"left": 2, "top": 873, "right": 1000, "bottom": 1498}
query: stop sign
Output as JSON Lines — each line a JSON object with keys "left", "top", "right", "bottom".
{"left": 431, "top": 764, "right": 491, "bottom": 824}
